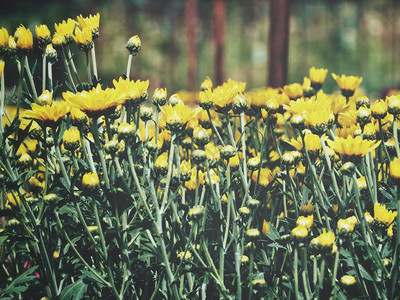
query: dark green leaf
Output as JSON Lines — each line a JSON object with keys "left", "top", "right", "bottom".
{"left": 0, "top": 266, "right": 38, "bottom": 297}
{"left": 59, "top": 279, "right": 87, "bottom": 300}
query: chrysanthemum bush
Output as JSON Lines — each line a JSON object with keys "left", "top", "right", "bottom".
{"left": 0, "top": 13, "right": 400, "bottom": 300}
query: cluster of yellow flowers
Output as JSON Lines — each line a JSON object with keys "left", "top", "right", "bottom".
{"left": 1, "top": 12, "right": 400, "bottom": 300}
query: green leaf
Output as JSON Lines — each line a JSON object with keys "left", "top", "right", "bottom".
{"left": 265, "top": 224, "right": 281, "bottom": 241}
{"left": 358, "top": 264, "right": 374, "bottom": 281}
{"left": 0, "top": 266, "right": 38, "bottom": 297}
{"left": 59, "top": 279, "right": 87, "bottom": 300}
{"left": 0, "top": 235, "right": 8, "bottom": 246}
{"left": 81, "top": 269, "right": 108, "bottom": 288}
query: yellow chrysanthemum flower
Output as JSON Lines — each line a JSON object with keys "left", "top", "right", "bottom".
{"left": 327, "top": 135, "right": 381, "bottom": 162}
{"left": 8, "top": 36, "right": 16, "bottom": 51}
{"left": 262, "top": 220, "right": 271, "bottom": 235}
{"left": 309, "top": 66, "right": 328, "bottom": 88}
{"left": 204, "top": 168, "right": 220, "bottom": 185}
{"left": 55, "top": 18, "right": 77, "bottom": 41}
{"left": 63, "top": 84, "right": 125, "bottom": 118}
{"left": 374, "top": 203, "right": 397, "bottom": 228}
{"left": 296, "top": 214, "right": 314, "bottom": 229}
{"left": 336, "top": 123, "right": 360, "bottom": 138}
{"left": 23, "top": 101, "right": 69, "bottom": 126}
{"left": 284, "top": 97, "right": 316, "bottom": 116}
{"left": 314, "top": 229, "right": 335, "bottom": 249}
{"left": 161, "top": 101, "right": 201, "bottom": 132}
{"left": 77, "top": 13, "right": 100, "bottom": 36}
{"left": 389, "top": 157, "right": 400, "bottom": 182}
{"left": 185, "top": 168, "right": 204, "bottom": 190}
{"left": 205, "top": 142, "right": 220, "bottom": 162}
{"left": 285, "top": 132, "right": 322, "bottom": 155}
{"left": 303, "top": 101, "right": 334, "bottom": 134}
{"left": 15, "top": 25, "right": 33, "bottom": 51}
{"left": 52, "top": 32, "right": 66, "bottom": 47}
{"left": 337, "top": 218, "right": 355, "bottom": 233}
{"left": 35, "top": 24, "right": 51, "bottom": 45}
{"left": 113, "top": 77, "right": 149, "bottom": 105}
{"left": 73, "top": 27, "right": 93, "bottom": 51}
{"left": 6, "top": 192, "right": 21, "bottom": 207}
{"left": 200, "top": 76, "right": 213, "bottom": 91}
{"left": 252, "top": 168, "right": 273, "bottom": 187}
{"left": 283, "top": 83, "right": 303, "bottom": 100}
{"left": 332, "top": 73, "right": 363, "bottom": 98}
{"left": 0, "top": 27, "right": 9, "bottom": 49}
{"left": 206, "top": 79, "right": 246, "bottom": 113}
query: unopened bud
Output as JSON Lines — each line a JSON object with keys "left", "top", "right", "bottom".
{"left": 126, "top": 35, "right": 141, "bottom": 54}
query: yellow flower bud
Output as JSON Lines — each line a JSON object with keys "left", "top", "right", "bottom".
{"left": 291, "top": 225, "right": 308, "bottom": 241}
{"left": 152, "top": 88, "right": 167, "bottom": 106}
{"left": 43, "top": 193, "right": 59, "bottom": 204}
{"left": 36, "top": 90, "right": 53, "bottom": 106}
{"left": 63, "top": 127, "right": 81, "bottom": 151}
{"left": 371, "top": 99, "right": 388, "bottom": 119}
{"left": 246, "top": 228, "right": 260, "bottom": 239}
{"left": 177, "top": 251, "right": 192, "bottom": 261}
{"left": 340, "top": 275, "right": 356, "bottom": 286}
{"left": 126, "top": 35, "right": 141, "bottom": 54}
{"left": 82, "top": 172, "right": 100, "bottom": 190}
{"left": 117, "top": 123, "right": 135, "bottom": 140}
{"left": 296, "top": 215, "right": 314, "bottom": 229}
{"left": 188, "top": 205, "right": 205, "bottom": 220}
{"left": 155, "top": 152, "right": 169, "bottom": 174}
{"left": 387, "top": 95, "right": 400, "bottom": 115}
{"left": 200, "top": 76, "right": 213, "bottom": 91}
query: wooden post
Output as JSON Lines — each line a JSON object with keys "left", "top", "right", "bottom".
{"left": 186, "top": 0, "right": 198, "bottom": 91}
{"left": 213, "top": 0, "right": 226, "bottom": 86}
{"left": 267, "top": 0, "right": 290, "bottom": 88}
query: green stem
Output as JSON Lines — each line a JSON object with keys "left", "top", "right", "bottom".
{"left": 54, "top": 210, "right": 110, "bottom": 287}
{"left": 248, "top": 246, "right": 255, "bottom": 300}
{"left": 126, "top": 53, "right": 133, "bottom": 79}
{"left": 240, "top": 112, "right": 248, "bottom": 187}
{"left": 86, "top": 51, "right": 93, "bottom": 86}
{"left": 42, "top": 53, "right": 46, "bottom": 92}
{"left": 16, "top": 57, "right": 25, "bottom": 117}
{"left": 127, "top": 146, "right": 154, "bottom": 220}
{"left": 67, "top": 46, "right": 82, "bottom": 85}
{"left": 61, "top": 47, "right": 77, "bottom": 92}
{"left": 24, "top": 55, "right": 38, "bottom": 100}
{"left": 393, "top": 117, "right": 400, "bottom": 159}
{"left": 294, "top": 247, "right": 300, "bottom": 300}
{"left": 207, "top": 109, "right": 225, "bottom": 146}
{"left": 331, "top": 245, "right": 340, "bottom": 296}
{"left": 91, "top": 45, "right": 98, "bottom": 80}
{"left": 92, "top": 196, "right": 120, "bottom": 299}
{"left": 91, "top": 120, "right": 110, "bottom": 189}
{"left": 53, "top": 128, "right": 71, "bottom": 188}
{"left": 160, "top": 134, "right": 176, "bottom": 212}
{"left": 47, "top": 62, "right": 53, "bottom": 93}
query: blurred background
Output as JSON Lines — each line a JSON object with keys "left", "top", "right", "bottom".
{"left": 1, "top": 0, "right": 400, "bottom": 97}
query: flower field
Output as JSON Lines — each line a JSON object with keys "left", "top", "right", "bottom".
{"left": 0, "top": 13, "right": 400, "bottom": 300}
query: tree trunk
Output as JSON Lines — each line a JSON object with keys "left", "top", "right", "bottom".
{"left": 186, "top": 0, "right": 198, "bottom": 91}
{"left": 213, "top": 0, "right": 226, "bottom": 86}
{"left": 267, "top": 0, "right": 290, "bottom": 88}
